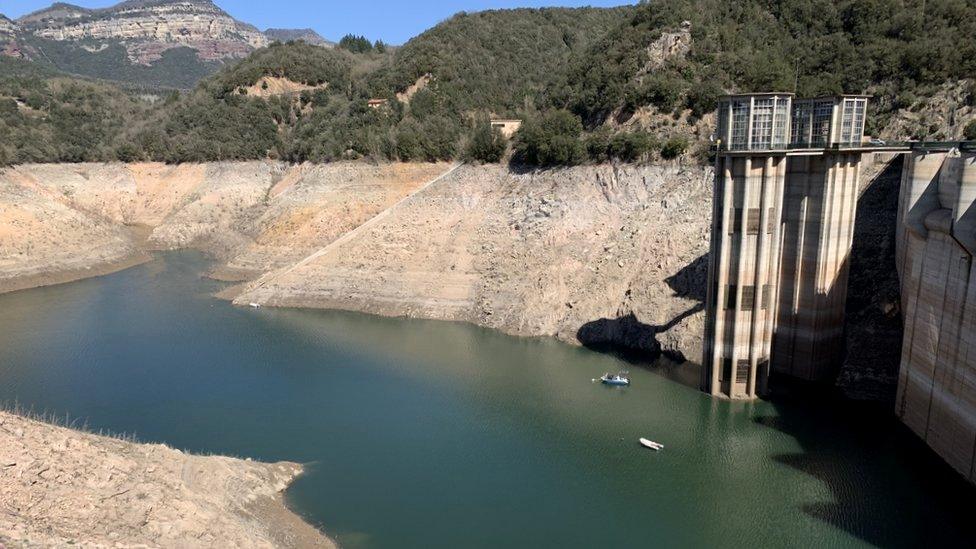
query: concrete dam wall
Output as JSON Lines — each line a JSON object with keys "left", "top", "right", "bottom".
{"left": 896, "top": 148, "right": 976, "bottom": 483}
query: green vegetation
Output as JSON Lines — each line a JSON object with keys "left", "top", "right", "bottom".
{"left": 464, "top": 120, "right": 507, "bottom": 164}
{"left": 338, "top": 34, "right": 375, "bottom": 53}
{"left": 513, "top": 110, "right": 584, "bottom": 167}
{"left": 18, "top": 35, "right": 220, "bottom": 90}
{"left": 554, "top": 0, "right": 976, "bottom": 134}
{"left": 3, "top": 2, "right": 976, "bottom": 168}
{"left": 0, "top": 57, "right": 149, "bottom": 165}
{"left": 965, "top": 119, "right": 976, "bottom": 141}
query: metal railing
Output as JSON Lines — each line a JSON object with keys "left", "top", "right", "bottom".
{"left": 709, "top": 140, "right": 976, "bottom": 153}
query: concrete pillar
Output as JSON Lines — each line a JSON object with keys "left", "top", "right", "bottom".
{"left": 702, "top": 154, "right": 786, "bottom": 399}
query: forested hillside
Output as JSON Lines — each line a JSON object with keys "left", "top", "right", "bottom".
{"left": 553, "top": 0, "right": 976, "bottom": 137}
{"left": 2, "top": 1, "right": 975, "bottom": 167}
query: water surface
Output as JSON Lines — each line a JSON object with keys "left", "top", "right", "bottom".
{"left": 0, "top": 252, "right": 971, "bottom": 548}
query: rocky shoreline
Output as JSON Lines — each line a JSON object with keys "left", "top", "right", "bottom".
{"left": 0, "top": 410, "right": 334, "bottom": 548}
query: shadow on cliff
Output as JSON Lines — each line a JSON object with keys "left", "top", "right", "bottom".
{"left": 839, "top": 158, "right": 904, "bottom": 401}
{"left": 751, "top": 384, "right": 975, "bottom": 547}
{"left": 575, "top": 253, "right": 708, "bottom": 388}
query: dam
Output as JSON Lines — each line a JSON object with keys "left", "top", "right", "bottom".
{"left": 701, "top": 93, "right": 976, "bottom": 483}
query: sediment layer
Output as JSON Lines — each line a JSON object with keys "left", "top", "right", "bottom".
{"left": 235, "top": 163, "right": 712, "bottom": 360}
{"left": 0, "top": 410, "right": 334, "bottom": 547}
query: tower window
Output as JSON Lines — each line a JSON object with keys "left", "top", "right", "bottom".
{"left": 741, "top": 286, "right": 756, "bottom": 310}
{"left": 736, "top": 360, "right": 751, "bottom": 383}
{"left": 746, "top": 208, "right": 761, "bottom": 234}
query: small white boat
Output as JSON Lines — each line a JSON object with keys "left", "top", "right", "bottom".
{"left": 639, "top": 438, "right": 664, "bottom": 451}
{"left": 598, "top": 372, "right": 630, "bottom": 386}
{"left": 249, "top": 302, "right": 261, "bottom": 309}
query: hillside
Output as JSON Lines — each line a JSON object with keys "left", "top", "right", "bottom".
{"left": 0, "top": 0, "right": 342, "bottom": 89}
{"left": 552, "top": 0, "right": 976, "bottom": 140}
{"left": 0, "top": 6, "right": 634, "bottom": 165}
{"left": 2, "top": 1, "right": 976, "bottom": 167}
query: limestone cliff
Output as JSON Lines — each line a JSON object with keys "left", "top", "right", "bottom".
{"left": 0, "top": 15, "right": 17, "bottom": 37}
{"left": 17, "top": 0, "right": 268, "bottom": 65}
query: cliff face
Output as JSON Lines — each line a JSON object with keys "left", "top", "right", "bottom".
{"left": 0, "top": 15, "right": 26, "bottom": 58}
{"left": 17, "top": 0, "right": 267, "bottom": 64}
{"left": 0, "top": 15, "right": 17, "bottom": 36}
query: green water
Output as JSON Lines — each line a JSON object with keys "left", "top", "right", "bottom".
{"left": 0, "top": 252, "right": 971, "bottom": 548}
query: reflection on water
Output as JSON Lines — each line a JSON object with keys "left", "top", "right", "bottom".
{"left": 0, "top": 252, "right": 971, "bottom": 548}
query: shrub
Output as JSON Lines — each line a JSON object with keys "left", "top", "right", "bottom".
{"left": 660, "top": 136, "right": 688, "bottom": 159}
{"left": 513, "top": 110, "right": 584, "bottom": 166}
{"left": 964, "top": 119, "right": 976, "bottom": 141}
{"left": 583, "top": 130, "right": 612, "bottom": 162}
{"left": 685, "top": 81, "right": 723, "bottom": 118}
{"left": 464, "top": 121, "right": 507, "bottom": 163}
{"left": 608, "top": 132, "right": 656, "bottom": 162}
{"left": 629, "top": 73, "right": 684, "bottom": 111}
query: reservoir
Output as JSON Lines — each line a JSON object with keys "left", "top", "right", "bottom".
{"left": 0, "top": 252, "right": 971, "bottom": 548}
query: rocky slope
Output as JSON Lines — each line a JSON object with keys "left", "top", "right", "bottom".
{"left": 0, "top": 15, "right": 17, "bottom": 36}
{"left": 1, "top": 161, "right": 710, "bottom": 363}
{"left": 0, "top": 410, "right": 334, "bottom": 547}
{"left": 836, "top": 155, "right": 905, "bottom": 401}
{"left": 237, "top": 163, "right": 712, "bottom": 361}
{"left": 0, "top": 168, "right": 147, "bottom": 293}
{"left": 0, "top": 161, "right": 453, "bottom": 287}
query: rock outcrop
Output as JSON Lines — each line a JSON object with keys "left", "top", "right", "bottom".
{"left": 881, "top": 80, "right": 976, "bottom": 142}
{"left": 0, "top": 15, "right": 17, "bottom": 37}
{"left": 17, "top": 0, "right": 268, "bottom": 65}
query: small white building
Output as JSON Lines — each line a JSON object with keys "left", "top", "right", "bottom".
{"left": 490, "top": 119, "right": 522, "bottom": 138}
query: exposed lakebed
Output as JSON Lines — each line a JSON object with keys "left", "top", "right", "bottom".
{"left": 0, "top": 252, "right": 970, "bottom": 548}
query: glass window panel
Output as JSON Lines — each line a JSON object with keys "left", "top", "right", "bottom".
{"left": 730, "top": 99, "right": 750, "bottom": 149}
{"left": 751, "top": 98, "right": 774, "bottom": 149}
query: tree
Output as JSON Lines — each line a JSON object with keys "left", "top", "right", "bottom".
{"left": 464, "top": 120, "right": 507, "bottom": 163}
{"left": 339, "top": 34, "right": 373, "bottom": 53}
{"left": 964, "top": 119, "right": 976, "bottom": 141}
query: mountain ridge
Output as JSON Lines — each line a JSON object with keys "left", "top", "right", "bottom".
{"left": 2, "top": 0, "right": 338, "bottom": 88}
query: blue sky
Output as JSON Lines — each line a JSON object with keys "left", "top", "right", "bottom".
{"left": 3, "top": 1, "right": 634, "bottom": 44}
